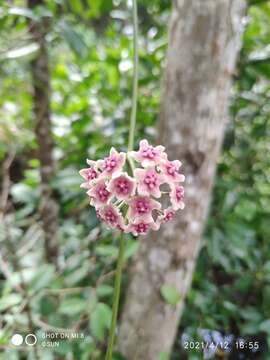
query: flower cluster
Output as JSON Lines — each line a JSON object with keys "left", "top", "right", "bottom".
{"left": 79, "top": 140, "right": 185, "bottom": 236}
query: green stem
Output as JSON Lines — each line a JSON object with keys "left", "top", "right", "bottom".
{"left": 105, "top": 1, "right": 138, "bottom": 358}
{"left": 128, "top": 0, "right": 138, "bottom": 152}
{"left": 105, "top": 233, "right": 125, "bottom": 360}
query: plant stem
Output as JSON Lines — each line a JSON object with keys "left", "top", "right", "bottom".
{"left": 128, "top": 0, "right": 138, "bottom": 152}
{"left": 105, "top": 1, "right": 138, "bottom": 358}
{"left": 105, "top": 233, "right": 125, "bottom": 360}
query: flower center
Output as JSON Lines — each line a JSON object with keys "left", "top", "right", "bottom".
{"left": 144, "top": 173, "right": 157, "bottom": 189}
{"left": 134, "top": 223, "right": 149, "bottom": 233}
{"left": 176, "top": 186, "right": 184, "bottom": 202}
{"left": 164, "top": 210, "right": 175, "bottom": 222}
{"left": 97, "top": 186, "right": 110, "bottom": 201}
{"left": 116, "top": 179, "right": 130, "bottom": 194}
{"left": 103, "top": 155, "right": 117, "bottom": 172}
{"left": 142, "top": 146, "right": 156, "bottom": 159}
{"left": 167, "top": 163, "right": 177, "bottom": 176}
{"left": 135, "top": 199, "right": 150, "bottom": 214}
{"left": 104, "top": 209, "right": 117, "bottom": 223}
{"left": 87, "top": 168, "right": 97, "bottom": 180}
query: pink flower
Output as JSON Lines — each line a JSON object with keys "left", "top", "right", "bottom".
{"left": 79, "top": 160, "right": 99, "bottom": 189}
{"left": 107, "top": 172, "right": 136, "bottom": 200}
{"left": 79, "top": 141, "right": 185, "bottom": 236}
{"left": 127, "top": 196, "right": 161, "bottom": 222}
{"left": 134, "top": 167, "right": 166, "bottom": 198}
{"left": 97, "top": 147, "right": 126, "bottom": 176}
{"left": 125, "top": 218, "right": 159, "bottom": 236}
{"left": 170, "top": 185, "right": 185, "bottom": 210}
{"left": 87, "top": 179, "right": 112, "bottom": 207}
{"left": 99, "top": 204, "right": 125, "bottom": 230}
{"left": 159, "top": 159, "right": 185, "bottom": 185}
{"left": 130, "top": 139, "right": 166, "bottom": 167}
{"left": 157, "top": 207, "right": 176, "bottom": 225}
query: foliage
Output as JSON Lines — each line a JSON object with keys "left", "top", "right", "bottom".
{"left": 0, "top": 0, "right": 269, "bottom": 359}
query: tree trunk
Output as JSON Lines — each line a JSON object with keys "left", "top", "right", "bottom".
{"left": 118, "top": 0, "right": 246, "bottom": 358}
{"left": 28, "top": 0, "right": 59, "bottom": 265}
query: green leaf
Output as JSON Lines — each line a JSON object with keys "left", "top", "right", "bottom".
{"left": 234, "top": 199, "right": 257, "bottom": 221}
{"left": 59, "top": 21, "right": 87, "bottom": 57}
{"left": 39, "top": 296, "right": 57, "bottom": 317}
{"left": 52, "top": 168, "right": 82, "bottom": 190}
{"left": 59, "top": 297, "right": 87, "bottom": 315}
{"left": 124, "top": 240, "right": 139, "bottom": 259}
{"left": 54, "top": 341, "right": 73, "bottom": 355}
{"left": 68, "top": 0, "right": 83, "bottom": 15}
{"left": 86, "top": 0, "right": 102, "bottom": 17}
{"left": 160, "top": 285, "right": 181, "bottom": 306}
{"left": 240, "top": 307, "right": 262, "bottom": 322}
{"left": 65, "top": 265, "right": 89, "bottom": 286}
{"left": 96, "top": 245, "right": 118, "bottom": 257}
{"left": 0, "top": 294, "right": 22, "bottom": 311}
{"left": 223, "top": 301, "right": 238, "bottom": 313}
{"left": 159, "top": 352, "right": 170, "bottom": 360}
{"left": 29, "top": 264, "right": 55, "bottom": 293}
{"left": 90, "top": 303, "right": 112, "bottom": 340}
{"left": 259, "top": 319, "right": 270, "bottom": 334}
{"left": 4, "top": 43, "right": 39, "bottom": 59}
{"left": 96, "top": 285, "right": 113, "bottom": 298}
{"left": 11, "top": 183, "right": 39, "bottom": 204}
{"left": 240, "top": 321, "right": 261, "bottom": 335}
{"left": 8, "top": 7, "right": 35, "bottom": 19}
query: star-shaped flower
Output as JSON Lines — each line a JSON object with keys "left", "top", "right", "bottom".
{"left": 87, "top": 179, "right": 112, "bottom": 207}
{"left": 130, "top": 139, "right": 166, "bottom": 167}
{"left": 79, "top": 160, "right": 99, "bottom": 189}
{"left": 127, "top": 195, "right": 161, "bottom": 222}
{"left": 107, "top": 172, "right": 136, "bottom": 200}
{"left": 170, "top": 185, "right": 185, "bottom": 210}
{"left": 97, "top": 147, "right": 126, "bottom": 176}
{"left": 134, "top": 167, "right": 166, "bottom": 198}
{"left": 99, "top": 204, "right": 125, "bottom": 230}
{"left": 125, "top": 218, "right": 159, "bottom": 236}
{"left": 159, "top": 159, "right": 185, "bottom": 185}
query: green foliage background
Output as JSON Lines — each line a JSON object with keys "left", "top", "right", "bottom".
{"left": 0, "top": 0, "right": 269, "bottom": 359}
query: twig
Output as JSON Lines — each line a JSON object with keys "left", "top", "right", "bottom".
{"left": 33, "top": 317, "right": 76, "bottom": 333}
{"left": 0, "top": 149, "right": 15, "bottom": 218}
{"left": 42, "top": 286, "right": 93, "bottom": 295}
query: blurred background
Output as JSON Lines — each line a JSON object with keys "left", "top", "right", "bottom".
{"left": 0, "top": 0, "right": 269, "bottom": 359}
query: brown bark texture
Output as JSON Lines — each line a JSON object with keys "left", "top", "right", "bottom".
{"left": 118, "top": 0, "right": 246, "bottom": 358}
{"left": 28, "top": 0, "right": 59, "bottom": 265}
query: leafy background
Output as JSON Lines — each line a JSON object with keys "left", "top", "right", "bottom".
{"left": 0, "top": 0, "right": 269, "bottom": 359}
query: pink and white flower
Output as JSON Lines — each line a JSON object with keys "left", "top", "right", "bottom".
{"left": 87, "top": 179, "right": 112, "bottom": 207}
{"left": 130, "top": 139, "right": 166, "bottom": 167}
{"left": 107, "top": 172, "right": 136, "bottom": 200}
{"left": 127, "top": 196, "right": 161, "bottom": 222}
{"left": 99, "top": 204, "right": 125, "bottom": 230}
{"left": 157, "top": 207, "right": 176, "bottom": 226}
{"left": 170, "top": 185, "right": 185, "bottom": 210}
{"left": 79, "top": 160, "right": 99, "bottom": 189}
{"left": 134, "top": 167, "right": 166, "bottom": 198}
{"left": 159, "top": 159, "right": 185, "bottom": 185}
{"left": 79, "top": 140, "right": 185, "bottom": 236}
{"left": 97, "top": 147, "right": 126, "bottom": 176}
{"left": 125, "top": 218, "right": 159, "bottom": 236}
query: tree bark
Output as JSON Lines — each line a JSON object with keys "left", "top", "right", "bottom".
{"left": 118, "top": 0, "right": 246, "bottom": 358}
{"left": 28, "top": 0, "right": 59, "bottom": 265}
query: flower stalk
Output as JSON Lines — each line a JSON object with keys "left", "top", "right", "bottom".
{"left": 105, "top": 0, "right": 138, "bottom": 358}
{"left": 105, "top": 232, "right": 125, "bottom": 360}
{"left": 128, "top": 0, "right": 138, "bottom": 153}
